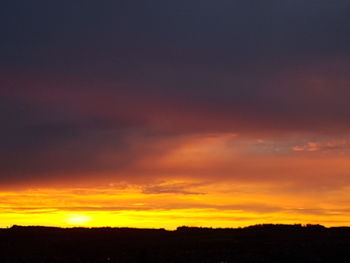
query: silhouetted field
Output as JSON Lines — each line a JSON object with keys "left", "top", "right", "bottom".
{"left": 1, "top": 224, "right": 349, "bottom": 262}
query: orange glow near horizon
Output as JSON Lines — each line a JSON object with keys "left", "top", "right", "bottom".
{"left": 2, "top": 133, "right": 350, "bottom": 229}
{"left": 2, "top": 181, "right": 350, "bottom": 229}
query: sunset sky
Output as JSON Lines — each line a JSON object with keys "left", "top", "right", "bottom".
{"left": 1, "top": 0, "right": 350, "bottom": 229}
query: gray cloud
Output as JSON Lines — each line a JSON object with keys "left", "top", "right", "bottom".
{"left": 142, "top": 182, "right": 206, "bottom": 195}
{"left": 1, "top": 0, "right": 350, "bottom": 185}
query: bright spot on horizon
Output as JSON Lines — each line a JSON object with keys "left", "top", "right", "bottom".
{"left": 65, "top": 214, "right": 92, "bottom": 226}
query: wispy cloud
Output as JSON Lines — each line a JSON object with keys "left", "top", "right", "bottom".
{"left": 292, "top": 140, "right": 348, "bottom": 152}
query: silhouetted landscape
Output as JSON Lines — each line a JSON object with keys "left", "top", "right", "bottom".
{"left": 1, "top": 224, "right": 350, "bottom": 262}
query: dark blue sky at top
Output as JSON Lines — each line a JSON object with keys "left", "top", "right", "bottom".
{"left": 1, "top": 0, "right": 350, "bottom": 184}
{"left": 2, "top": 0, "right": 349, "bottom": 73}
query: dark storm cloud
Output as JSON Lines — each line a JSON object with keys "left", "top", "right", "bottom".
{"left": 1, "top": 0, "right": 350, "bottom": 183}
{"left": 1, "top": 0, "right": 349, "bottom": 72}
{"left": 0, "top": 96, "right": 129, "bottom": 182}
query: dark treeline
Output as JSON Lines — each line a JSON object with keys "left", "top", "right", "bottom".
{"left": 1, "top": 224, "right": 350, "bottom": 262}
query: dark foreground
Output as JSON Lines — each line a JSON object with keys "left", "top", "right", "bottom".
{"left": 1, "top": 224, "right": 350, "bottom": 262}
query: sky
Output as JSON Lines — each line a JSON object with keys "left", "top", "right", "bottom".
{"left": 1, "top": 0, "right": 350, "bottom": 229}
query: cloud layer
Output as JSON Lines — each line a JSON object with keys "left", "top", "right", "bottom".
{"left": 1, "top": 0, "right": 350, "bottom": 227}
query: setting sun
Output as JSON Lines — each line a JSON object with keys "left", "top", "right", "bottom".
{"left": 66, "top": 214, "right": 92, "bottom": 226}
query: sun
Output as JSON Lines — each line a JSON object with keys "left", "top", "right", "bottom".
{"left": 65, "top": 214, "right": 92, "bottom": 226}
